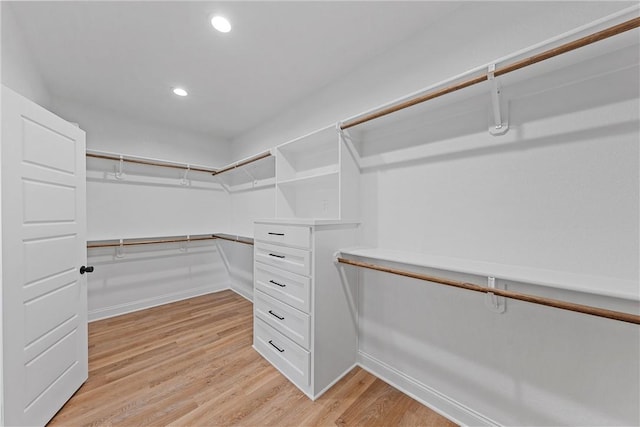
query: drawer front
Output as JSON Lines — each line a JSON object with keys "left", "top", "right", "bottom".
{"left": 254, "top": 318, "right": 310, "bottom": 388}
{"left": 255, "top": 290, "right": 310, "bottom": 349}
{"left": 255, "top": 223, "right": 311, "bottom": 249}
{"left": 255, "top": 262, "right": 311, "bottom": 313}
{"left": 255, "top": 242, "right": 311, "bottom": 276}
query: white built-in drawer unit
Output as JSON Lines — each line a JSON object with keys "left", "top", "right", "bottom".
{"left": 253, "top": 219, "right": 359, "bottom": 399}
{"left": 254, "top": 242, "right": 310, "bottom": 276}
{"left": 254, "top": 318, "right": 310, "bottom": 387}
{"left": 255, "top": 290, "right": 310, "bottom": 348}
{"left": 255, "top": 223, "right": 311, "bottom": 249}
{"left": 255, "top": 262, "right": 311, "bottom": 312}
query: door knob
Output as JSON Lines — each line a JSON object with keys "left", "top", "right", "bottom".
{"left": 80, "top": 265, "right": 94, "bottom": 274}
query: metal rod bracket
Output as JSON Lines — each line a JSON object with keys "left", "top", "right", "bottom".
{"left": 116, "top": 239, "right": 125, "bottom": 258}
{"left": 336, "top": 122, "right": 355, "bottom": 143}
{"left": 488, "top": 64, "right": 509, "bottom": 136}
{"left": 485, "top": 276, "right": 506, "bottom": 313}
{"left": 180, "top": 235, "right": 190, "bottom": 252}
{"left": 115, "top": 155, "right": 125, "bottom": 180}
{"left": 181, "top": 165, "right": 191, "bottom": 186}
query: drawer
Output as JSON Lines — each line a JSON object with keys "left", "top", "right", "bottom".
{"left": 255, "top": 223, "right": 311, "bottom": 249}
{"left": 255, "top": 262, "right": 311, "bottom": 313}
{"left": 254, "top": 318, "right": 310, "bottom": 388}
{"left": 255, "top": 242, "right": 311, "bottom": 276}
{"left": 255, "top": 290, "right": 310, "bottom": 349}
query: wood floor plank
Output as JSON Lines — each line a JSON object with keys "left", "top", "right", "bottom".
{"left": 49, "top": 290, "right": 457, "bottom": 427}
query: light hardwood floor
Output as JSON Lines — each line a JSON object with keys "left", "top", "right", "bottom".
{"left": 49, "top": 290, "right": 457, "bottom": 426}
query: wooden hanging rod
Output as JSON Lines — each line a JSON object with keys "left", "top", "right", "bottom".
{"left": 86, "top": 152, "right": 218, "bottom": 174}
{"left": 212, "top": 233, "right": 255, "bottom": 245}
{"left": 211, "top": 151, "right": 272, "bottom": 176}
{"left": 340, "top": 16, "right": 640, "bottom": 130}
{"left": 86, "top": 234, "right": 254, "bottom": 249}
{"left": 337, "top": 257, "right": 640, "bottom": 325}
{"left": 87, "top": 235, "right": 218, "bottom": 249}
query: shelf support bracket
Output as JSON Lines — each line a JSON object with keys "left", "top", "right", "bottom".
{"left": 181, "top": 165, "right": 191, "bottom": 186}
{"left": 242, "top": 167, "right": 257, "bottom": 185}
{"left": 336, "top": 122, "right": 364, "bottom": 171}
{"left": 485, "top": 276, "right": 506, "bottom": 313}
{"left": 115, "top": 155, "right": 125, "bottom": 180}
{"left": 213, "top": 175, "right": 230, "bottom": 194}
{"left": 180, "top": 235, "right": 190, "bottom": 252}
{"left": 333, "top": 251, "right": 358, "bottom": 328}
{"left": 487, "top": 64, "right": 509, "bottom": 136}
{"left": 115, "top": 239, "right": 125, "bottom": 258}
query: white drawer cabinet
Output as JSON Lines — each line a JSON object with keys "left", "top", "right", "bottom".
{"left": 255, "top": 290, "right": 310, "bottom": 348}
{"left": 254, "top": 242, "right": 311, "bottom": 276}
{"left": 255, "top": 223, "right": 311, "bottom": 249}
{"left": 254, "top": 318, "right": 310, "bottom": 387}
{"left": 255, "top": 262, "right": 311, "bottom": 312}
{"left": 253, "top": 219, "right": 358, "bottom": 399}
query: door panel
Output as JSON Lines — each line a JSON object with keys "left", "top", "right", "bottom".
{"left": 2, "top": 86, "right": 88, "bottom": 426}
{"left": 22, "top": 117, "right": 77, "bottom": 173}
{"left": 24, "top": 281, "right": 80, "bottom": 345}
{"left": 23, "top": 180, "right": 76, "bottom": 222}
{"left": 23, "top": 235, "right": 77, "bottom": 284}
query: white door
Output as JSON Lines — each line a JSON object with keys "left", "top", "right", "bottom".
{"left": 1, "top": 86, "right": 88, "bottom": 426}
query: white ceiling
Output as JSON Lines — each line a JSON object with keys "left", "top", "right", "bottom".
{"left": 8, "top": 1, "right": 461, "bottom": 140}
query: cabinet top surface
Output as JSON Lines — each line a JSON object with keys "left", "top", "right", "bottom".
{"left": 255, "top": 218, "right": 360, "bottom": 226}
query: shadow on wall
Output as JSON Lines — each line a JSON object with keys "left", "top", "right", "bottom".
{"left": 348, "top": 45, "right": 639, "bottom": 170}
{"left": 357, "top": 268, "right": 640, "bottom": 426}
{"left": 87, "top": 242, "right": 230, "bottom": 319}
{"left": 216, "top": 240, "right": 255, "bottom": 301}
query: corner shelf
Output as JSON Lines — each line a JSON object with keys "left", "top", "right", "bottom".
{"left": 276, "top": 170, "right": 339, "bottom": 188}
{"left": 214, "top": 151, "right": 276, "bottom": 192}
{"left": 275, "top": 126, "right": 359, "bottom": 219}
{"left": 85, "top": 149, "right": 226, "bottom": 192}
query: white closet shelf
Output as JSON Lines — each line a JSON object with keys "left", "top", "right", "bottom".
{"left": 278, "top": 164, "right": 339, "bottom": 182}
{"left": 276, "top": 170, "right": 339, "bottom": 188}
{"left": 213, "top": 150, "right": 273, "bottom": 177}
{"left": 87, "top": 232, "right": 254, "bottom": 248}
{"left": 86, "top": 149, "right": 219, "bottom": 173}
{"left": 214, "top": 150, "right": 275, "bottom": 192}
{"left": 340, "top": 8, "right": 639, "bottom": 131}
{"left": 338, "top": 247, "right": 639, "bottom": 302}
{"left": 212, "top": 233, "right": 254, "bottom": 245}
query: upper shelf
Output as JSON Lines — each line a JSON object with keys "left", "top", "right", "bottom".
{"left": 86, "top": 149, "right": 275, "bottom": 190}
{"left": 276, "top": 126, "right": 338, "bottom": 182}
{"left": 340, "top": 6, "right": 640, "bottom": 130}
{"left": 214, "top": 150, "right": 275, "bottom": 191}
{"left": 86, "top": 149, "right": 221, "bottom": 185}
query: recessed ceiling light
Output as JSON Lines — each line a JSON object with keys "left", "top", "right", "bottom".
{"left": 211, "top": 15, "right": 231, "bottom": 33}
{"left": 172, "top": 87, "right": 188, "bottom": 97}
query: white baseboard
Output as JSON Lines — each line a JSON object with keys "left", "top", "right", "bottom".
{"left": 229, "top": 284, "right": 253, "bottom": 303}
{"left": 358, "top": 351, "right": 500, "bottom": 427}
{"left": 88, "top": 285, "right": 229, "bottom": 322}
{"left": 89, "top": 287, "right": 498, "bottom": 426}
{"left": 313, "top": 363, "right": 357, "bottom": 400}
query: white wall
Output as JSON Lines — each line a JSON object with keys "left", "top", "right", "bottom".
{"left": 354, "top": 44, "right": 639, "bottom": 425}
{"left": 52, "top": 97, "right": 230, "bottom": 165}
{"left": 50, "top": 98, "right": 235, "bottom": 320}
{"left": 231, "top": 1, "right": 635, "bottom": 159}
{"left": 228, "top": 2, "right": 639, "bottom": 426}
{"left": 2, "top": 0, "right": 238, "bottom": 320}
{"left": 1, "top": 2, "right": 51, "bottom": 108}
